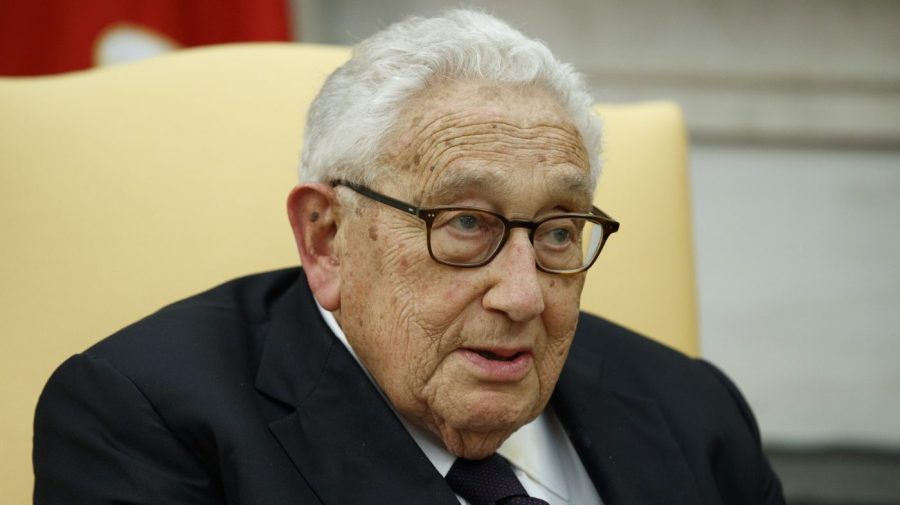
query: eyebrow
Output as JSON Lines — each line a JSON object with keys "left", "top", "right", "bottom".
{"left": 426, "top": 167, "right": 594, "bottom": 210}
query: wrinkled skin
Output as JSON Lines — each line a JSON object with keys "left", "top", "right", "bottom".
{"left": 298, "top": 79, "right": 594, "bottom": 459}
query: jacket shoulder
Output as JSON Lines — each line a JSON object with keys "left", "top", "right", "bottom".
{"left": 569, "top": 312, "right": 785, "bottom": 504}
{"left": 85, "top": 268, "right": 301, "bottom": 371}
{"left": 571, "top": 312, "right": 748, "bottom": 420}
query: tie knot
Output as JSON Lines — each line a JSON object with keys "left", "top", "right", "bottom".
{"left": 445, "top": 454, "right": 549, "bottom": 505}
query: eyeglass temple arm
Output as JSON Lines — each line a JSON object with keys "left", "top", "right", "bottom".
{"left": 591, "top": 206, "right": 620, "bottom": 233}
{"left": 331, "top": 180, "right": 419, "bottom": 216}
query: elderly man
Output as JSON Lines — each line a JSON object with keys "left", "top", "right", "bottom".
{"left": 34, "top": 9, "right": 784, "bottom": 505}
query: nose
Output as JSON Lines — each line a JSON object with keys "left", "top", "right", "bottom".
{"left": 481, "top": 229, "right": 545, "bottom": 322}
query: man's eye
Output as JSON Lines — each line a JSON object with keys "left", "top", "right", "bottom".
{"left": 549, "top": 228, "right": 571, "bottom": 244}
{"left": 536, "top": 219, "right": 581, "bottom": 249}
{"left": 450, "top": 214, "right": 482, "bottom": 231}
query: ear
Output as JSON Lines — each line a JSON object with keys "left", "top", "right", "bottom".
{"left": 287, "top": 183, "right": 342, "bottom": 310}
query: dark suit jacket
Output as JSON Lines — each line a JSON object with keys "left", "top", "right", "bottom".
{"left": 34, "top": 268, "right": 784, "bottom": 504}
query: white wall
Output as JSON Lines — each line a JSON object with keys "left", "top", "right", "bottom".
{"left": 692, "top": 145, "right": 900, "bottom": 447}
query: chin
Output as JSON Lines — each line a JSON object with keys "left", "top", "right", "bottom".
{"left": 439, "top": 423, "right": 513, "bottom": 460}
{"left": 467, "top": 388, "right": 539, "bottom": 425}
{"left": 452, "top": 439, "right": 506, "bottom": 460}
{"left": 436, "top": 394, "right": 540, "bottom": 458}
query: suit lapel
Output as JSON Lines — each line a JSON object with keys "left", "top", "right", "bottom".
{"left": 552, "top": 336, "right": 702, "bottom": 504}
{"left": 254, "top": 274, "right": 701, "bottom": 504}
{"left": 255, "top": 274, "right": 459, "bottom": 505}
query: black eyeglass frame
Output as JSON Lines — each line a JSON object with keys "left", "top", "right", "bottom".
{"left": 331, "top": 179, "right": 620, "bottom": 274}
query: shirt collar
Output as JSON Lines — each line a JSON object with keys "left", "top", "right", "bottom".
{"left": 498, "top": 410, "right": 570, "bottom": 500}
{"left": 314, "top": 301, "right": 570, "bottom": 500}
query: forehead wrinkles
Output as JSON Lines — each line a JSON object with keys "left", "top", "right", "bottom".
{"left": 423, "top": 166, "right": 593, "bottom": 208}
{"left": 414, "top": 110, "right": 586, "bottom": 166}
{"left": 410, "top": 111, "right": 588, "bottom": 196}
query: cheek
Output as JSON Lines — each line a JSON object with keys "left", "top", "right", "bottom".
{"left": 376, "top": 240, "right": 456, "bottom": 361}
{"left": 441, "top": 276, "right": 481, "bottom": 308}
{"left": 549, "top": 273, "right": 585, "bottom": 312}
{"left": 538, "top": 275, "right": 584, "bottom": 367}
{"left": 398, "top": 273, "right": 485, "bottom": 340}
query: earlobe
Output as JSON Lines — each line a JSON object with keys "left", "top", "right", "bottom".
{"left": 287, "top": 183, "right": 342, "bottom": 310}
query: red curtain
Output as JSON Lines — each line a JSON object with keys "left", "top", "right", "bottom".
{"left": 0, "top": 0, "right": 291, "bottom": 76}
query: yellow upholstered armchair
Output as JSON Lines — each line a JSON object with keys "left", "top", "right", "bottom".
{"left": 0, "top": 43, "right": 697, "bottom": 502}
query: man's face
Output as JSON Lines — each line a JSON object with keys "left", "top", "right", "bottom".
{"left": 333, "top": 79, "right": 592, "bottom": 459}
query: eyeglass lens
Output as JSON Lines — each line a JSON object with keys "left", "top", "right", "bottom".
{"left": 428, "top": 210, "right": 604, "bottom": 272}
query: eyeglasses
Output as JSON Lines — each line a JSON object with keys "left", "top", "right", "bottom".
{"left": 331, "top": 180, "right": 619, "bottom": 274}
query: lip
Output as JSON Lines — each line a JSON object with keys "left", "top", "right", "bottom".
{"left": 458, "top": 347, "right": 533, "bottom": 382}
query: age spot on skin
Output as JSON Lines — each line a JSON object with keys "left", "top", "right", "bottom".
{"left": 310, "top": 211, "right": 319, "bottom": 223}
{"left": 368, "top": 225, "right": 379, "bottom": 241}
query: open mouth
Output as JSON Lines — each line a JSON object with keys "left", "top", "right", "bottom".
{"left": 461, "top": 347, "right": 532, "bottom": 380}
{"left": 472, "top": 349, "right": 522, "bottom": 362}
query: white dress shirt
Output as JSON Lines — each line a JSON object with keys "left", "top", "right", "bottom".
{"left": 316, "top": 302, "right": 604, "bottom": 505}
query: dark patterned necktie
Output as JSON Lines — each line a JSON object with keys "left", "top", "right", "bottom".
{"left": 445, "top": 454, "right": 550, "bottom": 505}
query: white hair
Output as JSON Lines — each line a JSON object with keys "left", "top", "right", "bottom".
{"left": 299, "top": 9, "right": 601, "bottom": 188}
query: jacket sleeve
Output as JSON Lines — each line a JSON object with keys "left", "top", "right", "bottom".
{"left": 697, "top": 359, "right": 786, "bottom": 505}
{"left": 33, "top": 353, "right": 225, "bottom": 504}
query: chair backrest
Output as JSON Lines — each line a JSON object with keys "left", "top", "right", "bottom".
{"left": 0, "top": 43, "right": 697, "bottom": 502}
